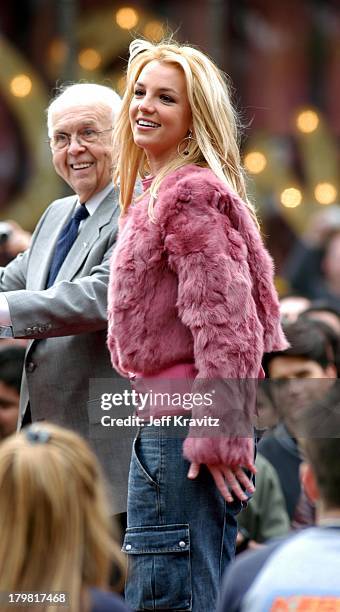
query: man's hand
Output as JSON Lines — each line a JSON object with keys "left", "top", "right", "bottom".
{"left": 187, "top": 461, "right": 256, "bottom": 502}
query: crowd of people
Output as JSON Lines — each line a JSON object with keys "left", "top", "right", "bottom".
{"left": 0, "top": 35, "right": 339, "bottom": 612}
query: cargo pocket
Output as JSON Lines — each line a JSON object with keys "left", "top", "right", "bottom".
{"left": 123, "top": 524, "right": 192, "bottom": 611}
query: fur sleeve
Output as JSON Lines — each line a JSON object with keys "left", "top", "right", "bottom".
{"left": 160, "top": 175, "right": 269, "bottom": 467}
{"left": 163, "top": 185, "right": 264, "bottom": 380}
{"left": 107, "top": 317, "right": 126, "bottom": 377}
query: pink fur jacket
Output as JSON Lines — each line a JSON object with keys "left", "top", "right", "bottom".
{"left": 107, "top": 164, "right": 287, "bottom": 466}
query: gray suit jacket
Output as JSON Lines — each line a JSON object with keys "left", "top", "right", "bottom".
{"left": 0, "top": 187, "right": 133, "bottom": 513}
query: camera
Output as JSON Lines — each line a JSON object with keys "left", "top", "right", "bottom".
{"left": 0, "top": 222, "right": 12, "bottom": 245}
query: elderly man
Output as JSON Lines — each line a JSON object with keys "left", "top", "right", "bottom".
{"left": 0, "top": 84, "right": 131, "bottom": 514}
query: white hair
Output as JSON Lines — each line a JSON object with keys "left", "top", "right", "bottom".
{"left": 47, "top": 83, "right": 121, "bottom": 136}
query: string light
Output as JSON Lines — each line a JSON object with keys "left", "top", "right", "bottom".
{"left": 78, "top": 48, "right": 102, "bottom": 71}
{"left": 49, "top": 39, "right": 68, "bottom": 64}
{"left": 144, "top": 20, "right": 165, "bottom": 41}
{"left": 10, "top": 74, "right": 32, "bottom": 97}
{"left": 314, "top": 182, "right": 337, "bottom": 205}
{"left": 280, "top": 187, "right": 302, "bottom": 208}
{"left": 115, "top": 7, "right": 139, "bottom": 29}
{"left": 244, "top": 151, "right": 267, "bottom": 174}
{"left": 296, "top": 110, "right": 319, "bottom": 133}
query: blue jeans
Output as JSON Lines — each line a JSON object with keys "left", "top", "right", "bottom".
{"left": 123, "top": 424, "right": 242, "bottom": 611}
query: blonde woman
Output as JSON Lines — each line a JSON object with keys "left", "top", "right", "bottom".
{"left": 0, "top": 423, "right": 131, "bottom": 612}
{"left": 107, "top": 38, "right": 287, "bottom": 611}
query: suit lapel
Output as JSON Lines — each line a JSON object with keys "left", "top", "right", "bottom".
{"left": 54, "top": 186, "right": 119, "bottom": 282}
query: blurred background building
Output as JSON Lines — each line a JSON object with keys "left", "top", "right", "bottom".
{"left": 0, "top": 0, "right": 339, "bottom": 284}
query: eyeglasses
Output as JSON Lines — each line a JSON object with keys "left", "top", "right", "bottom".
{"left": 49, "top": 127, "right": 113, "bottom": 151}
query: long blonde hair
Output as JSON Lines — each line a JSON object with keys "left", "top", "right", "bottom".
{"left": 114, "top": 38, "right": 257, "bottom": 225}
{"left": 0, "top": 423, "right": 125, "bottom": 612}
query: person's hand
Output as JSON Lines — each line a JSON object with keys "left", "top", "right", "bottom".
{"left": 247, "top": 540, "right": 264, "bottom": 550}
{"left": 236, "top": 531, "right": 264, "bottom": 553}
{"left": 0, "top": 220, "right": 31, "bottom": 258}
{"left": 187, "top": 461, "right": 256, "bottom": 502}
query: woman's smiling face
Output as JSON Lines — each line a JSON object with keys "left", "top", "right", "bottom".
{"left": 129, "top": 60, "right": 192, "bottom": 175}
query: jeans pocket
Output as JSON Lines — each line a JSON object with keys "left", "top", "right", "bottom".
{"left": 131, "top": 432, "right": 160, "bottom": 487}
{"left": 123, "top": 524, "right": 192, "bottom": 611}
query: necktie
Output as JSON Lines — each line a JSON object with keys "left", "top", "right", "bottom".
{"left": 46, "top": 205, "right": 89, "bottom": 288}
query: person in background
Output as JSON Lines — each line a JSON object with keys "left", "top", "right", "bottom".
{"left": 0, "top": 422, "right": 131, "bottom": 612}
{"left": 279, "top": 294, "right": 310, "bottom": 324}
{"left": 298, "top": 301, "right": 340, "bottom": 378}
{"left": 285, "top": 205, "right": 340, "bottom": 309}
{"left": 236, "top": 452, "right": 290, "bottom": 552}
{"left": 0, "top": 346, "right": 25, "bottom": 440}
{"left": 255, "top": 380, "right": 279, "bottom": 434}
{"left": 0, "top": 220, "right": 31, "bottom": 266}
{"left": 218, "top": 384, "right": 340, "bottom": 612}
{"left": 0, "top": 83, "right": 133, "bottom": 516}
{"left": 107, "top": 38, "right": 287, "bottom": 611}
{"left": 299, "top": 299, "right": 340, "bottom": 335}
{"left": 0, "top": 222, "right": 30, "bottom": 348}
{"left": 236, "top": 381, "right": 289, "bottom": 552}
{"left": 291, "top": 308, "right": 340, "bottom": 530}
{"left": 260, "top": 318, "right": 337, "bottom": 520}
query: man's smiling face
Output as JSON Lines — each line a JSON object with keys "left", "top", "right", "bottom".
{"left": 51, "top": 104, "right": 113, "bottom": 203}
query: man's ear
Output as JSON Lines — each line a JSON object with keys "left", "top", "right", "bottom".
{"left": 300, "top": 461, "right": 320, "bottom": 503}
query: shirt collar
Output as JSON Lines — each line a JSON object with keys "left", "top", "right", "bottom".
{"left": 77, "top": 182, "right": 114, "bottom": 216}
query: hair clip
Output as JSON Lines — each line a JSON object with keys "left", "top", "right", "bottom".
{"left": 25, "top": 426, "right": 51, "bottom": 445}
{"left": 128, "top": 39, "right": 152, "bottom": 65}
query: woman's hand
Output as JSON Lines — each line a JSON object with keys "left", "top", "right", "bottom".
{"left": 187, "top": 461, "right": 256, "bottom": 503}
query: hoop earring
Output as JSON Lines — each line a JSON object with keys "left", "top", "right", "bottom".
{"left": 177, "top": 130, "right": 193, "bottom": 158}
